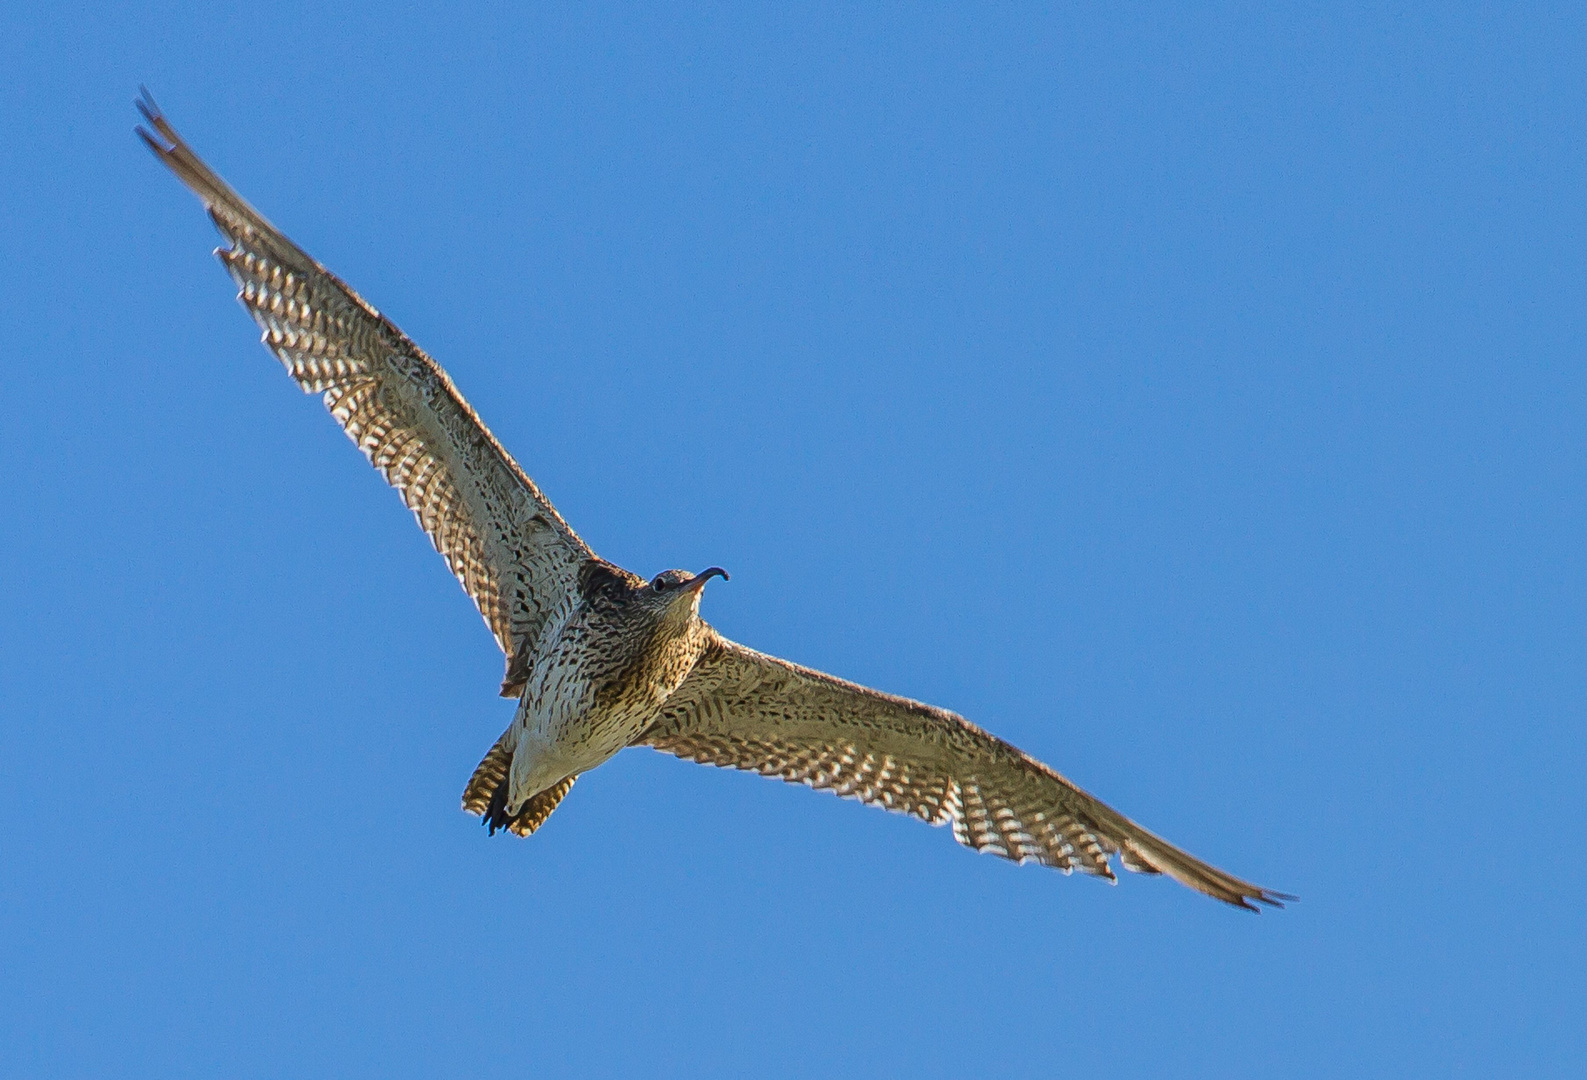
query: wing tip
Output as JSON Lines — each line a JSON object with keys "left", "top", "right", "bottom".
{"left": 1116, "top": 832, "right": 1295, "bottom": 912}
{"left": 133, "top": 86, "right": 177, "bottom": 157}
{"left": 132, "top": 89, "right": 268, "bottom": 233}
{"left": 135, "top": 85, "right": 160, "bottom": 126}
{"left": 1224, "top": 885, "right": 1296, "bottom": 913}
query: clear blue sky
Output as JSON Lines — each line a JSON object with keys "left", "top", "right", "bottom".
{"left": 3, "top": 4, "right": 1583, "bottom": 1076}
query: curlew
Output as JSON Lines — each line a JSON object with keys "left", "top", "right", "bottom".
{"left": 138, "top": 92, "right": 1289, "bottom": 910}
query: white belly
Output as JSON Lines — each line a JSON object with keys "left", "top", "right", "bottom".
{"left": 500, "top": 591, "right": 705, "bottom": 816}
{"left": 503, "top": 641, "right": 660, "bottom": 813}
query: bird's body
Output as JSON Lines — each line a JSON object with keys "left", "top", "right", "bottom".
{"left": 138, "top": 92, "right": 1291, "bottom": 911}
{"left": 480, "top": 563, "right": 721, "bottom": 832}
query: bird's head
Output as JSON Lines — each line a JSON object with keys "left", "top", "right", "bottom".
{"left": 640, "top": 566, "right": 729, "bottom": 627}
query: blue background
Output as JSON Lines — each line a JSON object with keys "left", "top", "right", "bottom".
{"left": 3, "top": 4, "right": 1583, "bottom": 1076}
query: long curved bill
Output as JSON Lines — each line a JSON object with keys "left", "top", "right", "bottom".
{"left": 686, "top": 567, "right": 730, "bottom": 592}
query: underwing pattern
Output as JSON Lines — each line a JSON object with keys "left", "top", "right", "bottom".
{"left": 642, "top": 637, "right": 1287, "bottom": 909}
{"left": 137, "top": 94, "right": 591, "bottom": 691}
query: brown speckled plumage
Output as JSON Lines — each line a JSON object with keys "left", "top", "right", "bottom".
{"left": 140, "top": 94, "right": 1290, "bottom": 911}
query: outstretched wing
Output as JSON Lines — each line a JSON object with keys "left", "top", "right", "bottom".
{"left": 138, "top": 93, "right": 592, "bottom": 680}
{"left": 638, "top": 634, "right": 1289, "bottom": 910}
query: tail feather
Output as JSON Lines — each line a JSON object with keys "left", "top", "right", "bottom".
{"left": 462, "top": 730, "right": 514, "bottom": 816}
{"left": 461, "top": 731, "right": 576, "bottom": 837}
{"left": 503, "top": 776, "right": 576, "bottom": 836}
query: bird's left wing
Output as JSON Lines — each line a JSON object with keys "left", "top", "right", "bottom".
{"left": 637, "top": 633, "right": 1288, "bottom": 910}
{"left": 138, "top": 94, "right": 593, "bottom": 684}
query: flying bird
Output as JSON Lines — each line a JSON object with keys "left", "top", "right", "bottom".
{"left": 138, "top": 92, "right": 1290, "bottom": 910}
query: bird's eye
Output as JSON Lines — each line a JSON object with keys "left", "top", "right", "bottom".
{"left": 652, "top": 575, "right": 668, "bottom": 591}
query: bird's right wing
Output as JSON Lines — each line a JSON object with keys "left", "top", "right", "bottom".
{"left": 638, "top": 634, "right": 1288, "bottom": 910}
{"left": 138, "top": 94, "right": 593, "bottom": 683}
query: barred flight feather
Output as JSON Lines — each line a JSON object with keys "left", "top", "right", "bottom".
{"left": 137, "top": 92, "right": 592, "bottom": 681}
{"left": 640, "top": 633, "right": 1287, "bottom": 910}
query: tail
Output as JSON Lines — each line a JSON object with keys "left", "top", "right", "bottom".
{"left": 461, "top": 730, "right": 576, "bottom": 837}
